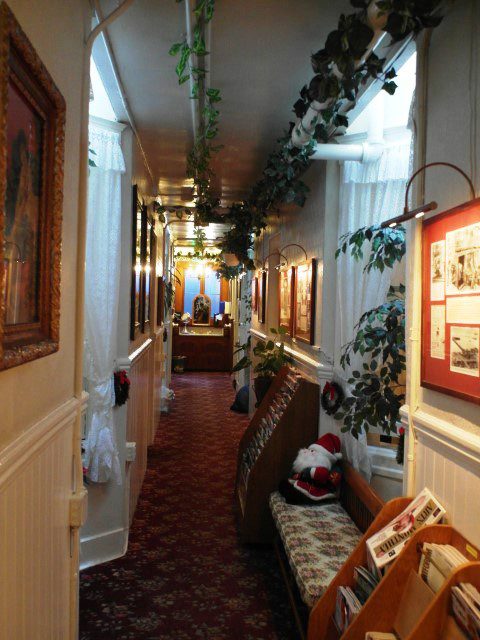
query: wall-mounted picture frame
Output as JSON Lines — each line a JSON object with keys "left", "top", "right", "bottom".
{"left": 130, "top": 185, "right": 143, "bottom": 340}
{"left": 192, "top": 293, "right": 211, "bottom": 325}
{"left": 142, "top": 215, "right": 154, "bottom": 331}
{"left": 294, "top": 259, "right": 316, "bottom": 344}
{"left": 279, "top": 266, "right": 295, "bottom": 335}
{"left": 421, "top": 198, "right": 480, "bottom": 405}
{"left": 0, "top": 3, "right": 66, "bottom": 371}
{"left": 156, "top": 277, "right": 165, "bottom": 327}
{"left": 252, "top": 276, "right": 258, "bottom": 312}
{"left": 257, "top": 271, "right": 266, "bottom": 324}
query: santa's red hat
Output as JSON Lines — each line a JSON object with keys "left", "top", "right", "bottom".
{"left": 309, "top": 433, "right": 342, "bottom": 464}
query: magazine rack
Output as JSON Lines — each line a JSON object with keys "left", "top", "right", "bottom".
{"left": 235, "top": 366, "right": 320, "bottom": 544}
{"left": 307, "top": 496, "right": 412, "bottom": 640}
{"left": 408, "top": 561, "right": 480, "bottom": 639}
{"left": 337, "top": 524, "right": 479, "bottom": 640}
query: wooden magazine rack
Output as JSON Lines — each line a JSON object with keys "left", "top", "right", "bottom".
{"left": 308, "top": 521, "right": 480, "bottom": 640}
{"left": 235, "top": 366, "right": 320, "bottom": 544}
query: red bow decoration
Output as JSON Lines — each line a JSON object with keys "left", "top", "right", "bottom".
{"left": 324, "top": 381, "right": 336, "bottom": 401}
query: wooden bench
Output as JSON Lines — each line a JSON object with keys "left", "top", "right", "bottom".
{"left": 270, "top": 461, "right": 396, "bottom": 639}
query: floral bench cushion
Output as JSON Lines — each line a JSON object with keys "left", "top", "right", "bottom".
{"left": 269, "top": 491, "right": 361, "bottom": 609}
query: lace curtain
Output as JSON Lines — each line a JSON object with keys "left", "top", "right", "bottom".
{"left": 83, "top": 121, "right": 126, "bottom": 484}
{"left": 334, "top": 138, "right": 412, "bottom": 479}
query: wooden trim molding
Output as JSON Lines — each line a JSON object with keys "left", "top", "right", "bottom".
{"left": 0, "top": 397, "right": 79, "bottom": 489}
{"left": 410, "top": 408, "right": 480, "bottom": 466}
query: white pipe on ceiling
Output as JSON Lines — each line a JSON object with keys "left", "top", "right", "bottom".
{"left": 311, "top": 90, "right": 384, "bottom": 163}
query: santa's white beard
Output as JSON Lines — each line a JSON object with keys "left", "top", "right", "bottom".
{"left": 292, "top": 448, "right": 331, "bottom": 473}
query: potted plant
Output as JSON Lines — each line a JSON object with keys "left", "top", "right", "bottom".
{"left": 232, "top": 327, "right": 293, "bottom": 404}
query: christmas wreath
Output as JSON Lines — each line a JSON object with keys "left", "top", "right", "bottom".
{"left": 321, "top": 381, "right": 344, "bottom": 416}
{"left": 114, "top": 370, "right": 131, "bottom": 406}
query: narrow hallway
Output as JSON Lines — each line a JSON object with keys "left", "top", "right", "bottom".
{"left": 79, "top": 372, "right": 298, "bottom": 639}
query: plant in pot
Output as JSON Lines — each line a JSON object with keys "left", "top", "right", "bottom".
{"left": 232, "top": 327, "right": 293, "bottom": 405}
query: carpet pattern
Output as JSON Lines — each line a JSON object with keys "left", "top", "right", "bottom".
{"left": 79, "top": 372, "right": 299, "bottom": 639}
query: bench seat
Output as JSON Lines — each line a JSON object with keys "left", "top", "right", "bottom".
{"left": 269, "top": 490, "right": 362, "bottom": 608}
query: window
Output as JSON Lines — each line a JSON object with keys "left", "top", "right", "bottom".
{"left": 182, "top": 265, "right": 220, "bottom": 318}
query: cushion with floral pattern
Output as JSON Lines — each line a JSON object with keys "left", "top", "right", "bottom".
{"left": 269, "top": 491, "right": 361, "bottom": 608}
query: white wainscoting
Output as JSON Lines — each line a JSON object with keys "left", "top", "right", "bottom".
{"left": 126, "top": 338, "right": 154, "bottom": 523}
{"left": 408, "top": 407, "right": 480, "bottom": 547}
{"left": 0, "top": 398, "right": 79, "bottom": 639}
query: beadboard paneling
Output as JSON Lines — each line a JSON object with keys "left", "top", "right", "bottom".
{"left": 412, "top": 409, "right": 480, "bottom": 548}
{"left": 0, "top": 399, "right": 77, "bottom": 640}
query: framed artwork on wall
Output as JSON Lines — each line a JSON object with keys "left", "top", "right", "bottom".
{"left": 0, "top": 3, "right": 66, "bottom": 371}
{"left": 294, "top": 259, "right": 316, "bottom": 344}
{"left": 257, "top": 271, "right": 266, "bottom": 324}
{"left": 192, "top": 293, "right": 211, "bottom": 325}
{"left": 279, "top": 267, "right": 295, "bottom": 335}
{"left": 252, "top": 276, "right": 258, "bottom": 312}
{"left": 156, "top": 277, "right": 165, "bottom": 327}
{"left": 142, "top": 215, "right": 153, "bottom": 330}
{"left": 130, "top": 185, "right": 143, "bottom": 340}
{"left": 421, "top": 198, "right": 480, "bottom": 405}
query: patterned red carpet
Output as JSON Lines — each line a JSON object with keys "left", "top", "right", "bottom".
{"left": 79, "top": 372, "right": 298, "bottom": 639}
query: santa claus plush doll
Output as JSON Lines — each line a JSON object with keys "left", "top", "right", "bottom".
{"left": 280, "top": 433, "right": 343, "bottom": 504}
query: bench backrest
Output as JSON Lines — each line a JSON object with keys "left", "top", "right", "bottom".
{"left": 340, "top": 461, "right": 384, "bottom": 533}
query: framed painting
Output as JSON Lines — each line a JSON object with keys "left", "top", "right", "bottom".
{"left": 257, "top": 271, "right": 266, "bottom": 324}
{"left": 0, "top": 2, "right": 66, "bottom": 370}
{"left": 421, "top": 197, "right": 480, "bottom": 405}
{"left": 156, "top": 277, "right": 165, "bottom": 327}
{"left": 252, "top": 276, "right": 258, "bottom": 312}
{"left": 142, "top": 215, "right": 153, "bottom": 331}
{"left": 130, "top": 185, "right": 143, "bottom": 340}
{"left": 192, "top": 293, "right": 211, "bottom": 325}
{"left": 294, "top": 259, "right": 316, "bottom": 344}
{"left": 279, "top": 266, "right": 295, "bottom": 335}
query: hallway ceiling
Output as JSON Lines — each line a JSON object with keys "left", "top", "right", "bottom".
{"left": 96, "top": 0, "right": 351, "bottom": 212}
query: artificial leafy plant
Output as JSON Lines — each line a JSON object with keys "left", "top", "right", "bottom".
{"left": 232, "top": 327, "right": 292, "bottom": 379}
{"left": 334, "top": 225, "right": 406, "bottom": 439}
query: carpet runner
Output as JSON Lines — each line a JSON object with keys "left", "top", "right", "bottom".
{"left": 79, "top": 372, "right": 298, "bottom": 639}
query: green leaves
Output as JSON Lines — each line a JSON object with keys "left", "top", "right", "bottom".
{"left": 336, "top": 224, "right": 406, "bottom": 273}
{"left": 232, "top": 328, "right": 292, "bottom": 377}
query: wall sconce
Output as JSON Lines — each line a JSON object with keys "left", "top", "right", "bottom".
{"left": 262, "top": 251, "right": 288, "bottom": 272}
{"left": 381, "top": 162, "right": 476, "bottom": 229}
{"left": 280, "top": 243, "right": 308, "bottom": 262}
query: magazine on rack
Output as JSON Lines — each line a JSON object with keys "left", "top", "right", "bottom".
{"left": 366, "top": 487, "right": 446, "bottom": 573}
{"left": 452, "top": 582, "right": 480, "bottom": 639}
{"left": 419, "top": 543, "right": 469, "bottom": 592}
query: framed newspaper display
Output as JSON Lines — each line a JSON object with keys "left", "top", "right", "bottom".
{"left": 422, "top": 198, "right": 480, "bottom": 404}
{"left": 278, "top": 266, "right": 295, "bottom": 335}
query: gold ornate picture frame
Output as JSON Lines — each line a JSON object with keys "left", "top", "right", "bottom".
{"left": 0, "top": 2, "right": 65, "bottom": 370}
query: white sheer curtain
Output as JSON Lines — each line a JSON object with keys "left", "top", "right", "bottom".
{"left": 334, "top": 137, "right": 411, "bottom": 479}
{"left": 83, "top": 121, "right": 126, "bottom": 484}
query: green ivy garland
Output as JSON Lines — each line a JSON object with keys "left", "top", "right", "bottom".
{"left": 167, "top": 0, "right": 443, "bottom": 267}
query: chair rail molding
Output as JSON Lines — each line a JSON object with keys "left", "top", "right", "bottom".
{"left": 402, "top": 405, "right": 480, "bottom": 468}
{"left": 0, "top": 397, "right": 79, "bottom": 488}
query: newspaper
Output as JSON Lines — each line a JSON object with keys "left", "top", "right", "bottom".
{"left": 366, "top": 487, "right": 446, "bottom": 570}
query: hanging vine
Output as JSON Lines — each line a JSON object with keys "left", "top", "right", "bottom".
{"left": 167, "top": 0, "right": 443, "bottom": 269}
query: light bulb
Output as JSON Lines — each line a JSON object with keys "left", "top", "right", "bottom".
{"left": 415, "top": 211, "right": 425, "bottom": 219}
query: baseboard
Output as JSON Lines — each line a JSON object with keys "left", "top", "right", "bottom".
{"left": 80, "top": 526, "right": 129, "bottom": 570}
